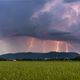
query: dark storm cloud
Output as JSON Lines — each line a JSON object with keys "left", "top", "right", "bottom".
{"left": 0, "top": 0, "right": 46, "bottom": 37}
{"left": 64, "top": 0, "right": 80, "bottom": 3}
{"left": 49, "top": 32, "right": 80, "bottom": 43}
{"left": 0, "top": 0, "right": 80, "bottom": 43}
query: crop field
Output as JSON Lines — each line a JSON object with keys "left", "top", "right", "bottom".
{"left": 0, "top": 61, "right": 80, "bottom": 80}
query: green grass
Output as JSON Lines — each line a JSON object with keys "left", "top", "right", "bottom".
{"left": 0, "top": 61, "right": 80, "bottom": 80}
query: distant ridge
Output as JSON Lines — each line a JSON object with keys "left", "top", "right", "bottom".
{"left": 0, "top": 52, "right": 79, "bottom": 60}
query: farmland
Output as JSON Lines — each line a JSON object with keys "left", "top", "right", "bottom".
{"left": 0, "top": 61, "right": 80, "bottom": 80}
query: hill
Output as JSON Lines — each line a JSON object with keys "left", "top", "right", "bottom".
{"left": 0, "top": 52, "right": 79, "bottom": 60}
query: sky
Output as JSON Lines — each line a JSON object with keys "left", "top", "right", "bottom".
{"left": 0, "top": 0, "right": 80, "bottom": 54}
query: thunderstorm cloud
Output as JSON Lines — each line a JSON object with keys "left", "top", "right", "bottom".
{"left": 0, "top": 0, "right": 80, "bottom": 53}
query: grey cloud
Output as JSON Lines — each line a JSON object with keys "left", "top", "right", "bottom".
{"left": 64, "top": 0, "right": 80, "bottom": 3}
{"left": 0, "top": 0, "right": 80, "bottom": 43}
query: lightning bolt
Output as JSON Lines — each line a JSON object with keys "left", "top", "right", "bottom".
{"left": 65, "top": 42, "right": 69, "bottom": 52}
{"left": 56, "top": 41, "right": 60, "bottom": 52}
{"left": 42, "top": 41, "right": 46, "bottom": 52}
{"left": 28, "top": 38, "right": 34, "bottom": 51}
{"left": 26, "top": 37, "right": 79, "bottom": 53}
{"left": 55, "top": 41, "right": 69, "bottom": 52}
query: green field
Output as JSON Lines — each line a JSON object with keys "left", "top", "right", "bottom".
{"left": 0, "top": 61, "right": 80, "bottom": 80}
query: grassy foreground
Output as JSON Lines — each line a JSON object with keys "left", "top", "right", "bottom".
{"left": 0, "top": 61, "right": 80, "bottom": 80}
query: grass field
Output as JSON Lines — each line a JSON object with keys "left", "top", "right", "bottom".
{"left": 0, "top": 61, "right": 80, "bottom": 80}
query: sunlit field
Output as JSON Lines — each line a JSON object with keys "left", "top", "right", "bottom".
{"left": 0, "top": 61, "right": 80, "bottom": 80}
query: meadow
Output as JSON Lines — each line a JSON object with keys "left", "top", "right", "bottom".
{"left": 0, "top": 61, "right": 80, "bottom": 80}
